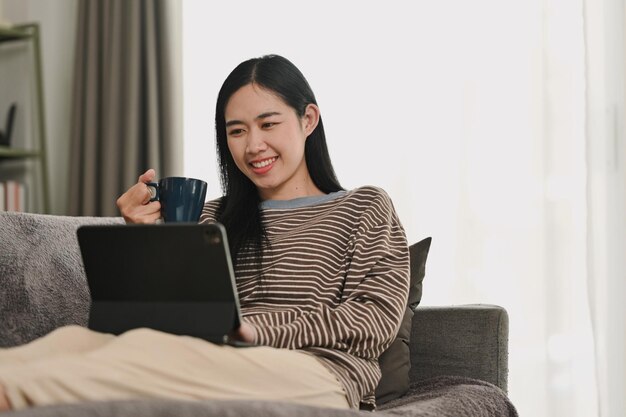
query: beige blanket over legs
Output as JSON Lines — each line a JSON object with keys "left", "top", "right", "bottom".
{"left": 0, "top": 326, "right": 349, "bottom": 411}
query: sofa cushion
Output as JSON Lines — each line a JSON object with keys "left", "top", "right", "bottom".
{"left": 408, "top": 237, "right": 432, "bottom": 311}
{"left": 375, "top": 237, "right": 432, "bottom": 404}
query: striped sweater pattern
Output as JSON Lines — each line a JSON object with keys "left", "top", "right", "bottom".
{"left": 199, "top": 186, "right": 410, "bottom": 409}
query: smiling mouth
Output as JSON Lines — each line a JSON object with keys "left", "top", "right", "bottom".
{"left": 250, "top": 157, "right": 278, "bottom": 169}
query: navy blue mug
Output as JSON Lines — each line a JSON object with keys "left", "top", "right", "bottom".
{"left": 146, "top": 177, "right": 207, "bottom": 223}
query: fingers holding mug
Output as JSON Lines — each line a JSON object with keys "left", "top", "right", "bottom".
{"left": 145, "top": 182, "right": 159, "bottom": 203}
{"left": 117, "top": 169, "right": 161, "bottom": 224}
{"left": 138, "top": 168, "right": 156, "bottom": 184}
{"left": 120, "top": 199, "right": 161, "bottom": 224}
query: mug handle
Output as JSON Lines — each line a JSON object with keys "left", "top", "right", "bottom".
{"left": 146, "top": 182, "right": 159, "bottom": 202}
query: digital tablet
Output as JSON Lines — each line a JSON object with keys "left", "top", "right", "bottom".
{"left": 77, "top": 223, "right": 242, "bottom": 343}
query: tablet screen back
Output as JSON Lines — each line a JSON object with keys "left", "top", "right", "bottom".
{"left": 77, "top": 223, "right": 241, "bottom": 342}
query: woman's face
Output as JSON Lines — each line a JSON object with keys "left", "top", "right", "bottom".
{"left": 224, "top": 83, "right": 322, "bottom": 201}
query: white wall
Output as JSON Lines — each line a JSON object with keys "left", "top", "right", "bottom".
{"left": 182, "top": 0, "right": 545, "bottom": 277}
{"left": 2, "top": 0, "right": 77, "bottom": 214}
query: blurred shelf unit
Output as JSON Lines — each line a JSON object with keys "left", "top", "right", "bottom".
{"left": 0, "top": 23, "right": 49, "bottom": 213}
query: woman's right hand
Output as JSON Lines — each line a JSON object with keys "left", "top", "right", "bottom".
{"left": 116, "top": 169, "right": 161, "bottom": 224}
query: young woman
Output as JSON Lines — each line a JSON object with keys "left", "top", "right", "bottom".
{"left": 0, "top": 55, "right": 409, "bottom": 412}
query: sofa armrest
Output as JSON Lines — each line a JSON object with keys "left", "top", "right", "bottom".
{"left": 408, "top": 304, "right": 509, "bottom": 392}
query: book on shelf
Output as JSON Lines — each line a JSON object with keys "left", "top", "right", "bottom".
{"left": 1, "top": 180, "right": 27, "bottom": 212}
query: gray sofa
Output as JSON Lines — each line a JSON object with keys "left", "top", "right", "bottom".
{"left": 0, "top": 212, "right": 517, "bottom": 416}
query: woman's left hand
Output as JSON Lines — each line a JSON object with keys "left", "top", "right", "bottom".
{"left": 230, "top": 321, "right": 257, "bottom": 344}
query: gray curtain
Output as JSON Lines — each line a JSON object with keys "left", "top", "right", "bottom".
{"left": 68, "top": 0, "right": 182, "bottom": 216}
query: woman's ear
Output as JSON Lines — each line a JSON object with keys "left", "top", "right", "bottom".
{"left": 301, "top": 104, "right": 320, "bottom": 137}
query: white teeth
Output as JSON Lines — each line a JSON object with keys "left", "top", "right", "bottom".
{"left": 251, "top": 157, "right": 276, "bottom": 168}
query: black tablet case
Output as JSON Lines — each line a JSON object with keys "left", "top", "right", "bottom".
{"left": 77, "top": 223, "right": 241, "bottom": 343}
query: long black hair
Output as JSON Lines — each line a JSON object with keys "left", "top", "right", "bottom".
{"left": 215, "top": 55, "right": 343, "bottom": 265}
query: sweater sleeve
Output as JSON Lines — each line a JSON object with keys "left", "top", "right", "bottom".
{"left": 249, "top": 191, "right": 410, "bottom": 360}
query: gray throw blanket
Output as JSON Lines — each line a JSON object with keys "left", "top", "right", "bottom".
{"left": 379, "top": 376, "right": 518, "bottom": 416}
{"left": 0, "top": 213, "right": 124, "bottom": 346}
{"left": 4, "top": 376, "right": 517, "bottom": 417}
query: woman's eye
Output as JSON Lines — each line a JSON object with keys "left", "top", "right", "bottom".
{"left": 228, "top": 129, "right": 244, "bottom": 136}
{"left": 262, "top": 122, "right": 276, "bottom": 129}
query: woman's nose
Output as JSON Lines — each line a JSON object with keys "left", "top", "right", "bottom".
{"left": 246, "top": 129, "right": 268, "bottom": 153}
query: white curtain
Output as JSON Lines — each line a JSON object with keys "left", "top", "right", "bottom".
{"left": 585, "top": 0, "right": 626, "bottom": 415}
{"left": 182, "top": 1, "right": 625, "bottom": 415}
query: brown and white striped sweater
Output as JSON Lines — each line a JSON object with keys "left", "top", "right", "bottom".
{"left": 199, "top": 186, "right": 410, "bottom": 409}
